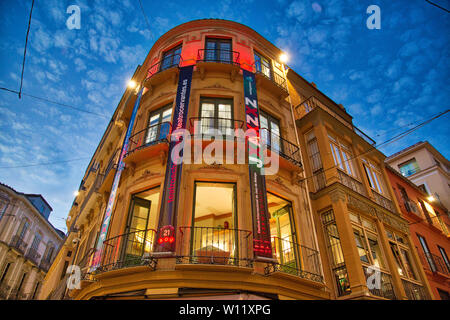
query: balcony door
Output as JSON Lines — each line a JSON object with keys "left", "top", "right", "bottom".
{"left": 205, "top": 38, "right": 232, "bottom": 63}
{"left": 199, "top": 97, "right": 234, "bottom": 137}
{"left": 254, "top": 51, "right": 272, "bottom": 79}
{"left": 190, "top": 182, "right": 237, "bottom": 265}
{"left": 161, "top": 44, "right": 182, "bottom": 71}
{"left": 145, "top": 104, "right": 172, "bottom": 145}
{"left": 260, "top": 109, "right": 282, "bottom": 153}
{"left": 267, "top": 192, "right": 298, "bottom": 271}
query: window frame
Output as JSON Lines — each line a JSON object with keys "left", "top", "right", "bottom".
{"left": 254, "top": 50, "right": 272, "bottom": 79}
{"left": 328, "top": 134, "right": 357, "bottom": 178}
{"left": 144, "top": 103, "right": 173, "bottom": 145}
{"left": 160, "top": 44, "right": 182, "bottom": 71}
{"left": 362, "top": 158, "right": 385, "bottom": 195}
{"left": 204, "top": 37, "right": 233, "bottom": 63}
{"left": 398, "top": 158, "right": 420, "bottom": 177}
{"left": 387, "top": 229, "right": 420, "bottom": 282}
{"left": 198, "top": 97, "right": 234, "bottom": 136}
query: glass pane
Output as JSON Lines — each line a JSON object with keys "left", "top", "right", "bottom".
{"left": 145, "top": 114, "right": 160, "bottom": 144}
{"left": 390, "top": 243, "right": 405, "bottom": 276}
{"left": 401, "top": 249, "right": 417, "bottom": 280}
{"left": 353, "top": 228, "right": 370, "bottom": 263}
{"left": 254, "top": 54, "right": 262, "bottom": 73}
{"left": 367, "top": 233, "right": 385, "bottom": 268}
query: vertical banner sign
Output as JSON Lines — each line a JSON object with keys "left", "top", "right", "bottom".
{"left": 243, "top": 69, "right": 273, "bottom": 259}
{"left": 155, "top": 65, "right": 194, "bottom": 253}
{"left": 91, "top": 87, "right": 144, "bottom": 269}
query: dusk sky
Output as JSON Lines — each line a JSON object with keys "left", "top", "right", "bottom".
{"left": 0, "top": 0, "right": 449, "bottom": 233}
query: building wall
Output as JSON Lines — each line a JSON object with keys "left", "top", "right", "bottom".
{"left": 387, "top": 167, "right": 450, "bottom": 300}
{"left": 0, "top": 185, "right": 64, "bottom": 300}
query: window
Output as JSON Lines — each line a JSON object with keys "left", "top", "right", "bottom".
{"left": 0, "top": 263, "right": 11, "bottom": 285}
{"left": 45, "top": 245, "right": 55, "bottom": 262}
{"left": 350, "top": 212, "right": 386, "bottom": 269}
{"left": 329, "top": 134, "right": 356, "bottom": 177}
{"left": 437, "top": 289, "right": 450, "bottom": 300}
{"left": 305, "top": 130, "right": 325, "bottom": 191}
{"left": 260, "top": 109, "right": 282, "bottom": 152}
{"left": 362, "top": 159, "right": 384, "bottom": 194}
{"left": 160, "top": 44, "right": 182, "bottom": 71}
{"left": 205, "top": 38, "right": 232, "bottom": 63}
{"left": 267, "top": 193, "right": 297, "bottom": 267}
{"left": 123, "top": 187, "right": 161, "bottom": 260}
{"left": 17, "top": 272, "right": 27, "bottom": 296}
{"left": 145, "top": 104, "right": 172, "bottom": 145}
{"left": 0, "top": 199, "right": 9, "bottom": 221}
{"left": 437, "top": 246, "right": 450, "bottom": 273}
{"left": 17, "top": 218, "right": 30, "bottom": 239}
{"left": 31, "top": 282, "right": 40, "bottom": 300}
{"left": 388, "top": 230, "right": 418, "bottom": 280}
{"left": 198, "top": 97, "right": 234, "bottom": 136}
{"left": 192, "top": 182, "right": 237, "bottom": 264}
{"left": 398, "top": 158, "right": 420, "bottom": 177}
{"left": 417, "top": 184, "right": 430, "bottom": 195}
{"left": 31, "top": 233, "right": 42, "bottom": 250}
{"left": 254, "top": 51, "right": 272, "bottom": 79}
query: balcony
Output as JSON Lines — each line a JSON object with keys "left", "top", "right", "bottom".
{"left": 265, "top": 237, "right": 323, "bottom": 283}
{"left": 362, "top": 266, "right": 396, "bottom": 300}
{"left": 25, "top": 247, "right": 41, "bottom": 266}
{"left": 401, "top": 279, "right": 429, "bottom": 300}
{"left": 196, "top": 49, "right": 241, "bottom": 81}
{"left": 123, "top": 122, "right": 171, "bottom": 164}
{"left": 176, "top": 226, "right": 253, "bottom": 268}
{"left": 189, "top": 117, "right": 244, "bottom": 138}
{"left": 144, "top": 54, "right": 183, "bottom": 89}
{"left": 260, "top": 128, "right": 302, "bottom": 168}
{"left": 372, "top": 191, "right": 395, "bottom": 212}
{"left": 337, "top": 169, "right": 366, "bottom": 196}
{"left": 97, "top": 228, "right": 158, "bottom": 273}
{"left": 403, "top": 200, "right": 422, "bottom": 218}
{"left": 254, "top": 67, "right": 288, "bottom": 98}
{"left": 419, "top": 251, "right": 450, "bottom": 276}
{"left": 9, "top": 235, "right": 27, "bottom": 255}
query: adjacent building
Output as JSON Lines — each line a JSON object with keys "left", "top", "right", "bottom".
{"left": 386, "top": 165, "right": 450, "bottom": 299}
{"left": 385, "top": 141, "right": 450, "bottom": 213}
{"left": 40, "top": 19, "right": 437, "bottom": 300}
{"left": 0, "top": 183, "right": 65, "bottom": 300}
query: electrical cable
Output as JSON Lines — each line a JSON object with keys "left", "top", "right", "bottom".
{"left": 425, "top": 0, "right": 450, "bottom": 13}
{"left": 0, "top": 157, "right": 91, "bottom": 169}
{"left": 138, "top": 0, "right": 152, "bottom": 38}
{"left": 18, "top": 0, "right": 35, "bottom": 99}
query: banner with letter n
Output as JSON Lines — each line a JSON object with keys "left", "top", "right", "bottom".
{"left": 242, "top": 69, "right": 273, "bottom": 260}
{"left": 91, "top": 87, "right": 144, "bottom": 270}
{"left": 154, "top": 65, "right": 194, "bottom": 254}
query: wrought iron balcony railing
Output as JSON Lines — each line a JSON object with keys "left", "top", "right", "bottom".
{"left": 25, "top": 247, "right": 41, "bottom": 266}
{"left": 254, "top": 67, "right": 288, "bottom": 92}
{"left": 189, "top": 117, "right": 245, "bottom": 138}
{"left": 9, "top": 235, "right": 27, "bottom": 255}
{"left": 126, "top": 122, "right": 172, "bottom": 156}
{"left": 372, "top": 190, "right": 395, "bottom": 212}
{"left": 97, "top": 228, "right": 157, "bottom": 273}
{"left": 403, "top": 200, "right": 422, "bottom": 217}
{"left": 419, "top": 251, "right": 450, "bottom": 275}
{"left": 337, "top": 169, "right": 366, "bottom": 196}
{"left": 402, "top": 279, "right": 429, "bottom": 300}
{"left": 362, "top": 266, "right": 396, "bottom": 300}
{"left": 260, "top": 128, "right": 302, "bottom": 167}
{"left": 103, "top": 148, "right": 120, "bottom": 179}
{"left": 176, "top": 226, "right": 253, "bottom": 268}
{"left": 265, "top": 236, "right": 323, "bottom": 283}
{"left": 146, "top": 54, "right": 183, "bottom": 79}
{"left": 197, "top": 49, "right": 240, "bottom": 66}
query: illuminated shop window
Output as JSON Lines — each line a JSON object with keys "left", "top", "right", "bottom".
{"left": 192, "top": 182, "right": 237, "bottom": 264}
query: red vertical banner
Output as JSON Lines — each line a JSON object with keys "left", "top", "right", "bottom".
{"left": 243, "top": 69, "right": 273, "bottom": 260}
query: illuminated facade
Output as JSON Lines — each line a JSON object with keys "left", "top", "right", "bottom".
{"left": 40, "top": 19, "right": 434, "bottom": 300}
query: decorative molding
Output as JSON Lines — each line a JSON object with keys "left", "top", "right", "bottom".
{"left": 329, "top": 189, "right": 347, "bottom": 203}
{"left": 133, "top": 169, "right": 162, "bottom": 184}
{"left": 202, "top": 82, "right": 230, "bottom": 90}
{"left": 198, "top": 162, "right": 233, "bottom": 171}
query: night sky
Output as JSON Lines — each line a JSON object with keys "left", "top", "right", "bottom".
{"left": 0, "top": 0, "right": 449, "bottom": 232}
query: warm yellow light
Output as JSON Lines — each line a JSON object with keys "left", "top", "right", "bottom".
{"left": 279, "top": 53, "right": 289, "bottom": 63}
{"left": 427, "top": 195, "right": 435, "bottom": 202}
{"left": 73, "top": 190, "right": 79, "bottom": 197}
{"left": 127, "top": 80, "right": 137, "bottom": 89}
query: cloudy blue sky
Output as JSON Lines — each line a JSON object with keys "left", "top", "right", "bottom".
{"left": 0, "top": 0, "right": 449, "bottom": 232}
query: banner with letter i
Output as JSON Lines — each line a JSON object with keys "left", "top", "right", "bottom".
{"left": 90, "top": 87, "right": 144, "bottom": 270}
{"left": 242, "top": 69, "right": 273, "bottom": 260}
{"left": 154, "top": 65, "right": 194, "bottom": 254}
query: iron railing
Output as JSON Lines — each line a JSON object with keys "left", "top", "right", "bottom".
{"left": 126, "top": 122, "right": 172, "bottom": 156}
{"left": 197, "top": 49, "right": 240, "bottom": 65}
{"left": 265, "top": 236, "right": 323, "bottom": 283}
{"left": 402, "top": 279, "right": 429, "bottom": 300}
{"left": 76, "top": 172, "right": 104, "bottom": 223}
{"left": 176, "top": 226, "right": 253, "bottom": 268}
{"left": 98, "top": 228, "right": 158, "bottom": 272}
{"left": 362, "top": 266, "right": 396, "bottom": 300}
{"left": 403, "top": 200, "right": 421, "bottom": 217}
{"left": 260, "top": 128, "right": 302, "bottom": 167}
{"left": 419, "top": 251, "right": 450, "bottom": 275}
{"left": 313, "top": 169, "right": 327, "bottom": 192}
{"left": 189, "top": 117, "right": 245, "bottom": 138}
{"left": 337, "top": 169, "right": 366, "bottom": 196}
{"left": 146, "top": 54, "right": 183, "bottom": 79}
{"left": 372, "top": 191, "right": 395, "bottom": 212}
{"left": 39, "top": 258, "right": 52, "bottom": 272}
{"left": 254, "top": 67, "right": 288, "bottom": 92}
{"left": 9, "top": 235, "right": 27, "bottom": 255}
{"left": 103, "top": 148, "right": 120, "bottom": 178}
{"left": 25, "top": 247, "right": 41, "bottom": 266}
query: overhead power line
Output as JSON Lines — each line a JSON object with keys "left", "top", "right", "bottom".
{"left": 0, "top": 87, "right": 110, "bottom": 119}
{"left": 299, "top": 109, "right": 449, "bottom": 183}
{"left": 0, "top": 157, "right": 91, "bottom": 169}
{"left": 425, "top": 0, "right": 450, "bottom": 13}
{"left": 19, "top": 0, "right": 35, "bottom": 99}
{"left": 138, "top": 0, "right": 152, "bottom": 37}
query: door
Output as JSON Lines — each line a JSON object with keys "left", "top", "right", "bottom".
{"left": 205, "top": 38, "right": 232, "bottom": 63}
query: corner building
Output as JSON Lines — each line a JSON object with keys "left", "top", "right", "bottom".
{"left": 41, "top": 19, "right": 433, "bottom": 300}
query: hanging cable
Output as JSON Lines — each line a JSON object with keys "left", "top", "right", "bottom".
{"left": 18, "top": 0, "right": 35, "bottom": 99}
